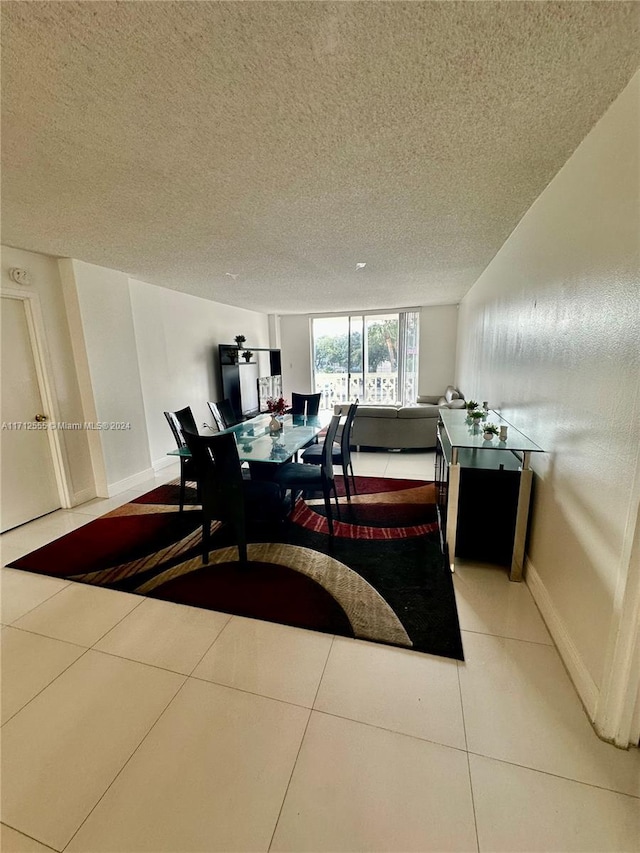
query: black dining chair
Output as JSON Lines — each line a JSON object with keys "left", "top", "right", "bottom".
{"left": 164, "top": 407, "right": 200, "bottom": 512}
{"left": 207, "top": 399, "right": 240, "bottom": 431}
{"left": 273, "top": 414, "right": 341, "bottom": 535}
{"left": 300, "top": 402, "right": 358, "bottom": 501}
{"left": 181, "top": 427, "right": 283, "bottom": 564}
{"left": 290, "top": 392, "right": 321, "bottom": 417}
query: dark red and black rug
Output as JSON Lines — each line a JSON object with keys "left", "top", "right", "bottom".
{"left": 8, "top": 476, "right": 464, "bottom": 660}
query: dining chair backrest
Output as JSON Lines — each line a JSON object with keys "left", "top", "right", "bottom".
{"left": 208, "top": 399, "right": 238, "bottom": 431}
{"left": 164, "top": 406, "right": 198, "bottom": 448}
{"left": 291, "top": 392, "right": 321, "bottom": 417}
{"left": 340, "top": 402, "right": 358, "bottom": 462}
{"left": 320, "top": 414, "right": 341, "bottom": 482}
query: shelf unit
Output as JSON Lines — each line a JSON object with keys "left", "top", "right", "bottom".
{"left": 435, "top": 409, "right": 544, "bottom": 581}
{"left": 218, "top": 345, "right": 281, "bottom": 421}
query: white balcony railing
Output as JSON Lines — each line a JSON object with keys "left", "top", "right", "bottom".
{"left": 314, "top": 372, "right": 415, "bottom": 408}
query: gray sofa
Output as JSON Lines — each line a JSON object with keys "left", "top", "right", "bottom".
{"left": 335, "top": 386, "right": 465, "bottom": 450}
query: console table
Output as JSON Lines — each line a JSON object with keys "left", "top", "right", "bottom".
{"left": 435, "top": 409, "right": 544, "bottom": 581}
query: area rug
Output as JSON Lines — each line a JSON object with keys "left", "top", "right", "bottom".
{"left": 8, "top": 476, "right": 464, "bottom": 660}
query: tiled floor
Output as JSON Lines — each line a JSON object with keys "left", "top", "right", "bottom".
{"left": 1, "top": 453, "right": 638, "bottom": 852}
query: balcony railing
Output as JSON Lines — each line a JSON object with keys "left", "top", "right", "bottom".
{"left": 314, "top": 372, "right": 415, "bottom": 409}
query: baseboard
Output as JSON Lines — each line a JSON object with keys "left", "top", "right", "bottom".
{"left": 70, "top": 487, "right": 95, "bottom": 507}
{"left": 106, "top": 467, "right": 155, "bottom": 498}
{"left": 153, "top": 456, "right": 180, "bottom": 474}
{"left": 526, "top": 556, "right": 600, "bottom": 719}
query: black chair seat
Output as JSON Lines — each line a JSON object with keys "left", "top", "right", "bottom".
{"left": 181, "top": 427, "right": 283, "bottom": 563}
{"left": 274, "top": 462, "right": 324, "bottom": 487}
{"left": 300, "top": 402, "right": 358, "bottom": 502}
{"left": 273, "top": 414, "right": 341, "bottom": 535}
{"left": 300, "top": 443, "right": 341, "bottom": 464}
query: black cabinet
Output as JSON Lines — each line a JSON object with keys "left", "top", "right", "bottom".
{"left": 218, "top": 345, "right": 282, "bottom": 421}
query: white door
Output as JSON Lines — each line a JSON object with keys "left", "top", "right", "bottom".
{"left": 1, "top": 296, "right": 60, "bottom": 531}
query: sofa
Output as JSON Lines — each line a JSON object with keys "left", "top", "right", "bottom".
{"left": 334, "top": 386, "right": 465, "bottom": 450}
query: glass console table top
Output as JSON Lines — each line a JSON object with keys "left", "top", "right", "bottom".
{"left": 438, "top": 408, "right": 544, "bottom": 454}
{"left": 168, "top": 411, "right": 332, "bottom": 464}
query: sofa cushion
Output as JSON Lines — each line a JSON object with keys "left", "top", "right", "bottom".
{"left": 444, "top": 385, "right": 459, "bottom": 403}
{"left": 397, "top": 406, "right": 439, "bottom": 419}
{"left": 355, "top": 405, "right": 399, "bottom": 418}
{"left": 448, "top": 399, "right": 466, "bottom": 409}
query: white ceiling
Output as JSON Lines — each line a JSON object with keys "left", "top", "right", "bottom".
{"left": 2, "top": 1, "right": 639, "bottom": 315}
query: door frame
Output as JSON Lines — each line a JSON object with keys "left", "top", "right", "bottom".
{"left": 1, "top": 286, "right": 72, "bottom": 511}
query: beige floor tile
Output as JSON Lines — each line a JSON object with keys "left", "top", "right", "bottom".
{"left": 95, "top": 597, "right": 231, "bottom": 674}
{"left": 470, "top": 753, "right": 640, "bottom": 852}
{"left": 314, "top": 637, "right": 465, "bottom": 748}
{"left": 385, "top": 452, "right": 436, "bottom": 481}
{"left": 0, "top": 511, "right": 92, "bottom": 551}
{"left": 453, "top": 560, "right": 552, "bottom": 644}
{"left": 69, "top": 489, "right": 147, "bottom": 517}
{"left": 459, "top": 632, "right": 640, "bottom": 797}
{"left": 65, "top": 679, "right": 310, "bottom": 853}
{"left": 1, "top": 626, "right": 85, "bottom": 723}
{"left": 192, "top": 615, "right": 333, "bottom": 706}
{"left": 271, "top": 711, "right": 477, "bottom": 852}
{"left": 350, "top": 451, "right": 389, "bottom": 477}
{"left": 0, "top": 568, "right": 69, "bottom": 624}
{"left": 13, "top": 582, "right": 142, "bottom": 646}
{"left": 0, "top": 824, "right": 57, "bottom": 853}
{"left": 1, "top": 650, "right": 184, "bottom": 851}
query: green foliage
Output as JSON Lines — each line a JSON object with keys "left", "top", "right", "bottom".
{"left": 483, "top": 423, "right": 499, "bottom": 435}
{"left": 313, "top": 319, "right": 400, "bottom": 374}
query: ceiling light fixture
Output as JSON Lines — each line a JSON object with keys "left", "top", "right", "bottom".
{"left": 225, "top": 272, "right": 239, "bottom": 280}
{"left": 355, "top": 262, "right": 366, "bottom": 271}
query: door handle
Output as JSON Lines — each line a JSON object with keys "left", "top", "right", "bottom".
{"left": 34, "top": 414, "right": 48, "bottom": 422}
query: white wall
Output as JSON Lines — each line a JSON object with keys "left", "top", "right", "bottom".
{"left": 129, "top": 279, "right": 270, "bottom": 469}
{"left": 60, "top": 260, "right": 152, "bottom": 494}
{"left": 1, "top": 246, "right": 95, "bottom": 504}
{"left": 418, "top": 305, "right": 459, "bottom": 396}
{"left": 279, "top": 315, "right": 313, "bottom": 401}
{"left": 456, "top": 73, "right": 640, "bottom": 724}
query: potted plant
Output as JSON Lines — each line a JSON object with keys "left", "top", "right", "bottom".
{"left": 242, "top": 350, "right": 253, "bottom": 362}
{"left": 483, "top": 422, "right": 499, "bottom": 440}
{"left": 227, "top": 348, "right": 239, "bottom": 364}
{"left": 234, "top": 334, "right": 246, "bottom": 348}
{"left": 465, "top": 400, "right": 479, "bottom": 411}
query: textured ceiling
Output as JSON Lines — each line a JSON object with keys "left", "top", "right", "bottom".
{"left": 2, "top": 2, "right": 639, "bottom": 315}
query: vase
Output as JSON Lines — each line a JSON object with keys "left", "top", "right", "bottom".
{"left": 269, "top": 415, "right": 282, "bottom": 432}
{"left": 483, "top": 431, "right": 494, "bottom": 441}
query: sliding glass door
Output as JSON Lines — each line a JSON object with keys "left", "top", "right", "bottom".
{"left": 312, "top": 310, "right": 419, "bottom": 408}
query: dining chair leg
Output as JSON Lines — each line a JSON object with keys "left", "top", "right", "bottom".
{"left": 332, "top": 483, "right": 341, "bottom": 519}
{"left": 179, "top": 461, "right": 186, "bottom": 512}
{"left": 349, "top": 462, "right": 357, "bottom": 496}
{"left": 342, "top": 463, "right": 351, "bottom": 502}
{"left": 323, "top": 490, "right": 334, "bottom": 536}
{"left": 202, "top": 513, "right": 211, "bottom": 564}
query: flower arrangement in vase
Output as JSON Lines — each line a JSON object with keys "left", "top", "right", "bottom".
{"left": 465, "top": 400, "right": 479, "bottom": 411}
{"left": 234, "top": 334, "right": 246, "bottom": 348}
{"left": 266, "top": 395, "right": 289, "bottom": 431}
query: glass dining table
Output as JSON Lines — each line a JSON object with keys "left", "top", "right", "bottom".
{"left": 168, "top": 410, "right": 332, "bottom": 473}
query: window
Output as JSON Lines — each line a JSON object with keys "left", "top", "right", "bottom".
{"left": 311, "top": 310, "right": 419, "bottom": 408}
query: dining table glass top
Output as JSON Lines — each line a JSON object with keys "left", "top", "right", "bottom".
{"left": 169, "top": 410, "right": 332, "bottom": 464}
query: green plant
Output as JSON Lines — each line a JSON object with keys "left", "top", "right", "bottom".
{"left": 234, "top": 334, "right": 246, "bottom": 346}
{"left": 465, "top": 400, "right": 479, "bottom": 410}
{"left": 468, "top": 409, "right": 485, "bottom": 420}
{"left": 483, "top": 423, "right": 499, "bottom": 435}
{"left": 242, "top": 350, "right": 253, "bottom": 361}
